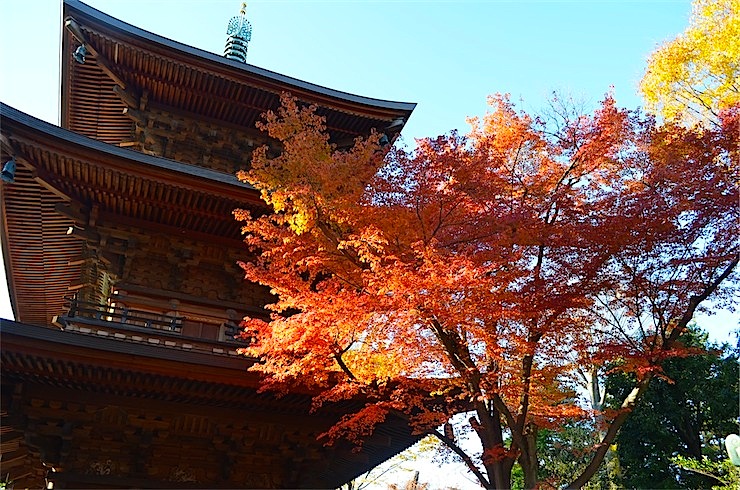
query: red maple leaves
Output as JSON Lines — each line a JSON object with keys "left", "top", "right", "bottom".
{"left": 235, "top": 93, "right": 738, "bottom": 488}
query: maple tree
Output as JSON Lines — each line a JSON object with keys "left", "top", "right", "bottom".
{"left": 640, "top": 0, "right": 740, "bottom": 127}
{"left": 234, "top": 93, "right": 738, "bottom": 489}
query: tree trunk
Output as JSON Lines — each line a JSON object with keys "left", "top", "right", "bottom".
{"left": 566, "top": 378, "right": 651, "bottom": 489}
{"left": 478, "top": 404, "right": 513, "bottom": 490}
{"left": 519, "top": 425, "right": 538, "bottom": 489}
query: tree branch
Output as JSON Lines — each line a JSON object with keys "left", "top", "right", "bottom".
{"left": 333, "top": 353, "right": 357, "bottom": 381}
{"left": 568, "top": 254, "right": 739, "bottom": 489}
{"left": 428, "top": 428, "right": 492, "bottom": 489}
{"left": 668, "top": 254, "right": 739, "bottom": 344}
{"left": 566, "top": 376, "right": 651, "bottom": 489}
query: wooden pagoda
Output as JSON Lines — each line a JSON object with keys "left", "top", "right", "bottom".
{"left": 0, "top": 1, "right": 417, "bottom": 488}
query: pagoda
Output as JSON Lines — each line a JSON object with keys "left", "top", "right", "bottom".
{"left": 0, "top": 1, "right": 417, "bottom": 488}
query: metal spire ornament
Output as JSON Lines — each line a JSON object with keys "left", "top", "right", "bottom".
{"left": 224, "top": 2, "right": 252, "bottom": 63}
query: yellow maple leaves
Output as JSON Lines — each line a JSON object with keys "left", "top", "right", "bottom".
{"left": 640, "top": 0, "right": 740, "bottom": 126}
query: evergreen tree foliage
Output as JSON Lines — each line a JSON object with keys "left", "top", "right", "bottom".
{"left": 608, "top": 328, "right": 739, "bottom": 488}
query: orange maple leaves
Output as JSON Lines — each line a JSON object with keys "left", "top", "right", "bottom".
{"left": 235, "top": 93, "right": 738, "bottom": 488}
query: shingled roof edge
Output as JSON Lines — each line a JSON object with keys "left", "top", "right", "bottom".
{"left": 63, "top": 0, "right": 417, "bottom": 114}
{"left": 1, "top": 102, "right": 256, "bottom": 192}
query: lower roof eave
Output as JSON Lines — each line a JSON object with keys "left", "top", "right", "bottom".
{"left": 0, "top": 318, "right": 258, "bottom": 384}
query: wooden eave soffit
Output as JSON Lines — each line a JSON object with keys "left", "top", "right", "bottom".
{"left": 65, "top": 17, "right": 143, "bottom": 111}
{"left": 1, "top": 134, "right": 73, "bottom": 203}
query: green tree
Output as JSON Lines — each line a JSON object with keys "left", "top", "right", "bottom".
{"left": 672, "top": 455, "right": 740, "bottom": 489}
{"left": 607, "top": 327, "right": 739, "bottom": 488}
{"left": 510, "top": 423, "right": 613, "bottom": 490}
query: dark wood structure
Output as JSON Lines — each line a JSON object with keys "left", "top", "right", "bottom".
{"left": 0, "top": 1, "right": 417, "bottom": 488}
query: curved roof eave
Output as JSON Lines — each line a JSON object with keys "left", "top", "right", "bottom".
{"left": 1, "top": 102, "right": 256, "bottom": 194}
{"left": 63, "top": 0, "right": 417, "bottom": 114}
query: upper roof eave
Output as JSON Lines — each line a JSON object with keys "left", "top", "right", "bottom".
{"left": 62, "top": 0, "right": 417, "bottom": 115}
{"left": 1, "top": 102, "right": 256, "bottom": 195}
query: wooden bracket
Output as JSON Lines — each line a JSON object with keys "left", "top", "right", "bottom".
{"left": 65, "top": 17, "right": 128, "bottom": 90}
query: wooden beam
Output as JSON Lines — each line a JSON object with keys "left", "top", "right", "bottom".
{"left": 65, "top": 18, "right": 128, "bottom": 90}
{"left": 112, "top": 84, "right": 138, "bottom": 109}
{"left": 55, "top": 202, "right": 88, "bottom": 223}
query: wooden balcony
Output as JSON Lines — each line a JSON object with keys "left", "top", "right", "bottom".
{"left": 55, "top": 297, "right": 249, "bottom": 357}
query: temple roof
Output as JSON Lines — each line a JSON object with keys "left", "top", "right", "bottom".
{"left": 0, "top": 4, "right": 423, "bottom": 485}
{"left": 0, "top": 103, "right": 262, "bottom": 326}
{"left": 61, "top": 0, "right": 416, "bottom": 146}
{"left": 0, "top": 319, "right": 422, "bottom": 488}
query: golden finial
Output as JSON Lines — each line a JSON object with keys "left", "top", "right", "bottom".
{"left": 240, "top": 2, "right": 247, "bottom": 16}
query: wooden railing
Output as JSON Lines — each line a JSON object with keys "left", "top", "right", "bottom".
{"left": 63, "top": 297, "right": 184, "bottom": 333}
{"left": 60, "top": 297, "right": 250, "bottom": 349}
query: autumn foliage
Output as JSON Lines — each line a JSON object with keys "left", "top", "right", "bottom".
{"left": 640, "top": 0, "right": 740, "bottom": 126}
{"left": 235, "top": 93, "right": 738, "bottom": 489}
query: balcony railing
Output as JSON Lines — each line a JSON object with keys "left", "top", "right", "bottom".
{"left": 64, "top": 297, "right": 184, "bottom": 333}
{"left": 53, "top": 297, "right": 251, "bottom": 356}
{"left": 60, "top": 297, "right": 246, "bottom": 347}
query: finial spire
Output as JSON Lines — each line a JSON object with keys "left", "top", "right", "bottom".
{"left": 224, "top": 2, "right": 252, "bottom": 63}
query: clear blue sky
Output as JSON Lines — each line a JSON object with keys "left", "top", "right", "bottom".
{"left": 1, "top": 0, "right": 694, "bottom": 137}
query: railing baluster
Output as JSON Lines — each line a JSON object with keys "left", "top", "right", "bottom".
{"left": 61, "top": 299, "right": 245, "bottom": 344}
